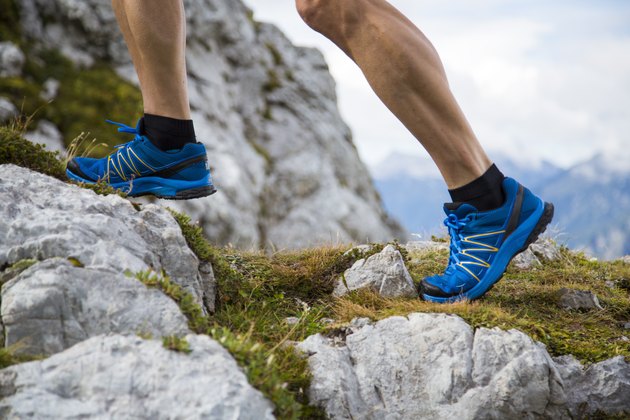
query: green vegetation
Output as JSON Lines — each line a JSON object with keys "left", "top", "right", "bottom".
{"left": 0, "top": 125, "right": 66, "bottom": 180}
{"left": 262, "top": 69, "right": 281, "bottom": 93}
{"left": 337, "top": 245, "right": 630, "bottom": 364}
{"left": 0, "top": 0, "right": 20, "bottom": 43}
{"left": 0, "top": 348, "right": 37, "bottom": 370}
{"left": 169, "top": 205, "right": 630, "bottom": 414}
{"left": 66, "top": 257, "right": 84, "bottom": 268}
{"left": 132, "top": 266, "right": 325, "bottom": 419}
{"left": 0, "top": 124, "right": 127, "bottom": 197}
{"left": 162, "top": 336, "right": 192, "bottom": 354}
{"left": 2, "top": 126, "right": 629, "bottom": 417}
{"left": 0, "top": 48, "right": 142, "bottom": 156}
{"left": 266, "top": 43, "right": 284, "bottom": 66}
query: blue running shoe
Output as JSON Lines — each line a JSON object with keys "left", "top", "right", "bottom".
{"left": 66, "top": 120, "right": 217, "bottom": 199}
{"left": 420, "top": 177, "right": 554, "bottom": 303}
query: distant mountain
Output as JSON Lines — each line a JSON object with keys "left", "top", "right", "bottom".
{"left": 372, "top": 152, "right": 630, "bottom": 259}
{"left": 536, "top": 152, "right": 630, "bottom": 259}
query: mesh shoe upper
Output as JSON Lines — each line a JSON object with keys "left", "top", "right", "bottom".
{"left": 68, "top": 120, "right": 209, "bottom": 185}
{"left": 423, "top": 177, "right": 539, "bottom": 297}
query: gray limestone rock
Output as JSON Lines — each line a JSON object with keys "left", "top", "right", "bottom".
{"left": 0, "top": 42, "right": 25, "bottom": 77}
{"left": 15, "top": 0, "right": 406, "bottom": 250}
{"left": 25, "top": 120, "right": 65, "bottom": 152}
{"left": 334, "top": 244, "right": 416, "bottom": 298}
{"left": 512, "top": 237, "right": 561, "bottom": 269}
{"left": 0, "top": 334, "right": 275, "bottom": 419}
{"left": 557, "top": 288, "right": 603, "bottom": 311}
{"left": 298, "top": 313, "right": 569, "bottom": 419}
{"left": 512, "top": 247, "right": 543, "bottom": 269}
{"left": 554, "top": 355, "right": 630, "bottom": 418}
{"left": 2, "top": 259, "right": 189, "bottom": 356}
{"left": 403, "top": 240, "right": 449, "bottom": 253}
{"left": 0, "top": 97, "right": 18, "bottom": 123}
{"left": 530, "top": 237, "right": 562, "bottom": 262}
{"left": 0, "top": 165, "right": 215, "bottom": 314}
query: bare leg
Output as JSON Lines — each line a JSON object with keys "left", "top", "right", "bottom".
{"left": 112, "top": 0, "right": 190, "bottom": 120}
{"left": 296, "top": 0, "right": 492, "bottom": 189}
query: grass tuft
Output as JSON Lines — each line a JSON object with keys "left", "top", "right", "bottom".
{"left": 0, "top": 125, "right": 66, "bottom": 180}
{"left": 162, "top": 336, "right": 192, "bottom": 354}
{"left": 336, "top": 245, "right": 630, "bottom": 364}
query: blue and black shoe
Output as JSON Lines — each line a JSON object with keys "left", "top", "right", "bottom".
{"left": 420, "top": 177, "right": 554, "bottom": 303}
{"left": 66, "top": 119, "right": 217, "bottom": 200}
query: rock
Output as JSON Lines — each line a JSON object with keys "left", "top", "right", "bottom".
{"left": 624, "top": 322, "right": 630, "bottom": 330}
{"left": 40, "top": 78, "right": 61, "bottom": 101}
{"left": 403, "top": 241, "right": 449, "bottom": 253}
{"left": 25, "top": 119, "right": 66, "bottom": 152}
{"left": 530, "top": 237, "right": 562, "bottom": 262}
{"left": 604, "top": 280, "right": 617, "bottom": 289}
{"left": 0, "top": 334, "right": 275, "bottom": 419}
{"left": 0, "top": 165, "right": 214, "bottom": 314}
{"left": 554, "top": 355, "right": 630, "bottom": 418}
{"left": 512, "top": 237, "right": 560, "bottom": 269}
{"left": 512, "top": 248, "right": 542, "bottom": 270}
{"left": 621, "top": 256, "right": 630, "bottom": 264}
{"left": 342, "top": 244, "right": 376, "bottom": 258}
{"left": 2, "top": 259, "right": 189, "bottom": 356}
{"left": 298, "top": 313, "right": 569, "bottom": 419}
{"left": 0, "top": 42, "right": 25, "bottom": 77}
{"left": 0, "top": 97, "right": 18, "bottom": 122}
{"left": 198, "top": 261, "right": 217, "bottom": 314}
{"left": 333, "top": 245, "right": 416, "bottom": 298}
{"left": 15, "top": 0, "right": 406, "bottom": 250}
{"left": 285, "top": 317, "right": 300, "bottom": 326}
{"left": 557, "top": 288, "right": 603, "bottom": 311}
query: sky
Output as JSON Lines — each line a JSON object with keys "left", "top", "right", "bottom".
{"left": 245, "top": 0, "right": 630, "bottom": 170}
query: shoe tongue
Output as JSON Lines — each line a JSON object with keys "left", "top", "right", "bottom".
{"left": 443, "top": 202, "right": 478, "bottom": 218}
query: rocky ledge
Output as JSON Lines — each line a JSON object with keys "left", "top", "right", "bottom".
{"left": 1, "top": 165, "right": 629, "bottom": 418}
{"left": 299, "top": 313, "right": 630, "bottom": 419}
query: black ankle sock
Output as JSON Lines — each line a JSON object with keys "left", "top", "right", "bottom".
{"left": 448, "top": 164, "right": 505, "bottom": 211}
{"left": 141, "top": 113, "right": 196, "bottom": 151}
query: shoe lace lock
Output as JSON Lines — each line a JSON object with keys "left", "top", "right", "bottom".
{"left": 444, "top": 213, "right": 472, "bottom": 267}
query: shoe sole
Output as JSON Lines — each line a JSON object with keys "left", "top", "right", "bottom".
{"left": 66, "top": 169, "right": 217, "bottom": 200}
{"left": 135, "top": 185, "right": 218, "bottom": 200}
{"left": 422, "top": 201, "right": 555, "bottom": 303}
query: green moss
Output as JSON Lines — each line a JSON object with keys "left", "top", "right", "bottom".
{"left": 266, "top": 43, "right": 284, "bottom": 67}
{"left": 134, "top": 270, "right": 210, "bottom": 334}
{"left": 0, "top": 0, "right": 21, "bottom": 43}
{"left": 0, "top": 125, "right": 66, "bottom": 180}
{"left": 132, "top": 266, "right": 325, "bottom": 419}
{"left": 162, "top": 336, "right": 192, "bottom": 354}
{"left": 262, "top": 69, "right": 281, "bottom": 93}
{"left": 0, "top": 259, "right": 38, "bottom": 286}
{"left": 262, "top": 104, "right": 273, "bottom": 121}
{"left": 71, "top": 180, "right": 128, "bottom": 198}
{"left": 1, "top": 48, "right": 142, "bottom": 156}
{"left": 167, "top": 210, "right": 336, "bottom": 418}
{"left": 337, "top": 246, "right": 630, "bottom": 364}
{"left": 66, "top": 257, "right": 84, "bottom": 268}
{"left": 0, "top": 348, "right": 37, "bottom": 370}
{"left": 9, "top": 259, "right": 37, "bottom": 272}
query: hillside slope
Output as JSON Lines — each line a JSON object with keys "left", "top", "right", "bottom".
{"left": 1, "top": 131, "right": 629, "bottom": 418}
{"left": 0, "top": 0, "right": 404, "bottom": 249}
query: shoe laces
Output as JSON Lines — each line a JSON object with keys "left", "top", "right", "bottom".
{"left": 444, "top": 213, "right": 473, "bottom": 270}
{"left": 103, "top": 120, "right": 150, "bottom": 183}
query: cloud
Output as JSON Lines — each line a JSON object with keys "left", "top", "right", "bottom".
{"left": 246, "top": 0, "right": 630, "bottom": 169}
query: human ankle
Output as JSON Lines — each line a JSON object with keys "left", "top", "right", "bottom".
{"left": 142, "top": 114, "right": 196, "bottom": 151}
